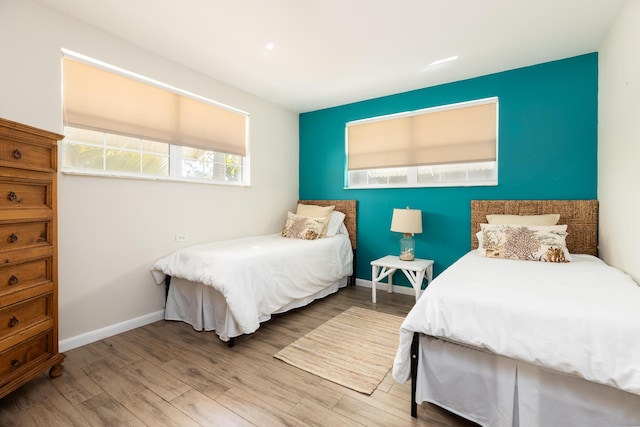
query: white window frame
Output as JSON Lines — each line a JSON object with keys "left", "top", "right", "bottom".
{"left": 345, "top": 97, "right": 498, "bottom": 189}
{"left": 61, "top": 126, "right": 251, "bottom": 186}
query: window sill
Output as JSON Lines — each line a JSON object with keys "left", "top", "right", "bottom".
{"left": 60, "top": 170, "right": 251, "bottom": 187}
{"left": 344, "top": 180, "right": 498, "bottom": 190}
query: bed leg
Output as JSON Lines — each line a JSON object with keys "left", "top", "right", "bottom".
{"left": 165, "top": 275, "right": 172, "bottom": 302}
{"left": 349, "top": 248, "right": 357, "bottom": 286}
{"left": 228, "top": 337, "right": 235, "bottom": 348}
{"left": 410, "top": 332, "right": 419, "bottom": 418}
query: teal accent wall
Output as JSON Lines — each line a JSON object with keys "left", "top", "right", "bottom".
{"left": 299, "top": 53, "right": 598, "bottom": 284}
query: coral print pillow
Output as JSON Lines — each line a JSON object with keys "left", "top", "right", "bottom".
{"left": 478, "top": 224, "right": 570, "bottom": 263}
{"left": 281, "top": 212, "right": 325, "bottom": 240}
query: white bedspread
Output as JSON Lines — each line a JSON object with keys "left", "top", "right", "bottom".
{"left": 393, "top": 251, "right": 640, "bottom": 396}
{"left": 151, "top": 233, "right": 353, "bottom": 339}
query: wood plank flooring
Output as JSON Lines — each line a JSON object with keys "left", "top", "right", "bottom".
{"left": 0, "top": 286, "right": 478, "bottom": 426}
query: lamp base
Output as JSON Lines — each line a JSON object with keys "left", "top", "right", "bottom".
{"left": 399, "top": 234, "right": 415, "bottom": 261}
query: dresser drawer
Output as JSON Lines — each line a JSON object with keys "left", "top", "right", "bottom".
{"left": 0, "top": 295, "right": 52, "bottom": 343}
{"left": 0, "top": 180, "right": 52, "bottom": 212}
{"left": 0, "top": 139, "right": 55, "bottom": 172}
{"left": 0, "top": 257, "right": 52, "bottom": 301}
{"left": 0, "top": 221, "right": 51, "bottom": 252}
{"left": 0, "top": 331, "right": 51, "bottom": 378}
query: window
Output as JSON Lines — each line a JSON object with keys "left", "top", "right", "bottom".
{"left": 61, "top": 52, "right": 249, "bottom": 185}
{"left": 62, "top": 126, "right": 245, "bottom": 183}
{"left": 346, "top": 97, "right": 498, "bottom": 188}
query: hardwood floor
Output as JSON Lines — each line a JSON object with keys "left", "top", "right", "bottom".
{"left": 0, "top": 286, "right": 477, "bottom": 426}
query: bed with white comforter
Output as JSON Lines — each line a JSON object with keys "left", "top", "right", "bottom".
{"left": 151, "top": 232, "right": 353, "bottom": 342}
{"left": 394, "top": 251, "right": 640, "bottom": 393}
{"left": 392, "top": 199, "right": 640, "bottom": 427}
{"left": 393, "top": 251, "right": 640, "bottom": 426}
{"left": 151, "top": 199, "right": 356, "bottom": 343}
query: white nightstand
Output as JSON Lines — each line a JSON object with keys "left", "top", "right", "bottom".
{"left": 370, "top": 255, "right": 434, "bottom": 303}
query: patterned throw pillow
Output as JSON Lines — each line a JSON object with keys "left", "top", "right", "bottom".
{"left": 296, "top": 204, "right": 334, "bottom": 237}
{"left": 478, "top": 224, "right": 570, "bottom": 263}
{"left": 281, "top": 212, "right": 325, "bottom": 240}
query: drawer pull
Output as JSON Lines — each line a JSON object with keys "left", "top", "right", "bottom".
{"left": 11, "top": 359, "right": 21, "bottom": 368}
{"left": 8, "top": 233, "right": 18, "bottom": 243}
{"left": 12, "top": 149, "right": 22, "bottom": 160}
{"left": 9, "top": 316, "right": 18, "bottom": 327}
{"left": 9, "top": 275, "right": 19, "bottom": 286}
{"left": 7, "top": 191, "right": 20, "bottom": 203}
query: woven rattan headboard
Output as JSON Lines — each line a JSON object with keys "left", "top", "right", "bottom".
{"left": 471, "top": 200, "right": 598, "bottom": 256}
{"left": 298, "top": 200, "right": 357, "bottom": 249}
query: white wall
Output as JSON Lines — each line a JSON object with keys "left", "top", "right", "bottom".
{"left": 0, "top": 0, "right": 299, "bottom": 347}
{"left": 598, "top": 0, "right": 640, "bottom": 284}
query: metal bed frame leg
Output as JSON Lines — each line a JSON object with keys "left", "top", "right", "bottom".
{"left": 349, "top": 249, "right": 357, "bottom": 286}
{"left": 410, "top": 332, "right": 419, "bottom": 418}
{"left": 228, "top": 337, "right": 235, "bottom": 348}
{"left": 164, "top": 275, "right": 172, "bottom": 302}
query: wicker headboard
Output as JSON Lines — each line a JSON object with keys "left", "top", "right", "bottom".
{"left": 471, "top": 200, "right": 598, "bottom": 256}
{"left": 298, "top": 200, "right": 357, "bottom": 249}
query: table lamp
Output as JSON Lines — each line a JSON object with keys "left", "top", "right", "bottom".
{"left": 390, "top": 207, "right": 423, "bottom": 261}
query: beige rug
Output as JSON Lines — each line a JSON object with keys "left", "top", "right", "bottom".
{"left": 274, "top": 306, "right": 404, "bottom": 395}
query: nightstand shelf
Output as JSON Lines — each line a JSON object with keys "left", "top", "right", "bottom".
{"left": 370, "top": 255, "right": 434, "bottom": 303}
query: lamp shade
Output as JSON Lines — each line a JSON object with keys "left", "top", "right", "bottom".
{"left": 390, "top": 208, "right": 423, "bottom": 234}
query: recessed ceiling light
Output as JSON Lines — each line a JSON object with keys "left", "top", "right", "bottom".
{"left": 265, "top": 42, "right": 275, "bottom": 51}
{"left": 429, "top": 55, "right": 459, "bottom": 66}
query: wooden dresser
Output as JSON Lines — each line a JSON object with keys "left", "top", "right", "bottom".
{"left": 0, "top": 117, "right": 64, "bottom": 398}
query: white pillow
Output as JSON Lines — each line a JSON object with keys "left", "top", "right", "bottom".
{"left": 475, "top": 231, "right": 483, "bottom": 249}
{"left": 325, "top": 210, "right": 346, "bottom": 237}
{"left": 337, "top": 222, "right": 349, "bottom": 237}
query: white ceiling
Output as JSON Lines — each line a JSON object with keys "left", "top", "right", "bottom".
{"left": 35, "top": 0, "right": 626, "bottom": 113}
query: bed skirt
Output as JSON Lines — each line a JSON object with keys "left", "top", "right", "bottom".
{"left": 416, "top": 335, "right": 640, "bottom": 427}
{"left": 165, "top": 277, "right": 348, "bottom": 341}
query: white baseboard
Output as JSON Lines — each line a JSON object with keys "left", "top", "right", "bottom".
{"left": 59, "top": 310, "right": 165, "bottom": 352}
{"left": 355, "top": 278, "right": 416, "bottom": 297}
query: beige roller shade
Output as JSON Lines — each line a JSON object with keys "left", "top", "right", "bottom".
{"left": 63, "top": 58, "right": 247, "bottom": 156}
{"left": 347, "top": 100, "right": 496, "bottom": 170}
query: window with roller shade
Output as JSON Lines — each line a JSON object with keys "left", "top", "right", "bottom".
{"left": 346, "top": 97, "right": 498, "bottom": 188}
{"left": 61, "top": 52, "right": 249, "bottom": 184}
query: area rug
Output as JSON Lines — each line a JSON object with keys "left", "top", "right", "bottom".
{"left": 274, "top": 306, "right": 404, "bottom": 394}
